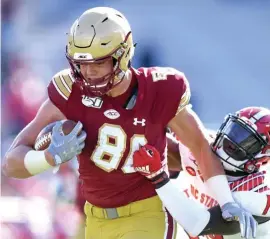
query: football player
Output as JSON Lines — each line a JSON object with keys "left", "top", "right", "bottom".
{"left": 134, "top": 106, "right": 270, "bottom": 239}
{"left": 2, "top": 7, "right": 257, "bottom": 239}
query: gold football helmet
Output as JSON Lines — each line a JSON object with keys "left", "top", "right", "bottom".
{"left": 66, "top": 7, "right": 135, "bottom": 96}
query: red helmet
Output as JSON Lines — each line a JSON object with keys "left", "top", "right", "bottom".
{"left": 212, "top": 106, "right": 270, "bottom": 175}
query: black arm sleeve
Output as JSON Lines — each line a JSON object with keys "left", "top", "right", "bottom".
{"left": 199, "top": 205, "right": 270, "bottom": 236}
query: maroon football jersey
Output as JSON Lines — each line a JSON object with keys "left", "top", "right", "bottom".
{"left": 48, "top": 67, "right": 190, "bottom": 207}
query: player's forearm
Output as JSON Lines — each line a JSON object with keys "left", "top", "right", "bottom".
{"left": 155, "top": 180, "right": 210, "bottom": 237}
{"left": 193, "top": 141, "right": 225, "bottom": 180}
{"left": 2, "top": 146, "right": 53, "bottom": 178}
{"left": 193, "top": 143, "right": 235, "bottom": 207}
{"left": 233, "top": 191, "right": 270, "bottom": 217}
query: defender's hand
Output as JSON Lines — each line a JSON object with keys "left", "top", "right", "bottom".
{"left": 221, "top": 202, "right": 257, "bottom": 239}
{"left": 47, "top": 121, "right": 86, "bottom": 166}
{"left": 133, "top": 145, "right": 169, "bottom": 188}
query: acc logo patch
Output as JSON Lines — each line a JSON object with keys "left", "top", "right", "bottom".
{"left": 104, "top": 109, "right": 120, "bottom": 119}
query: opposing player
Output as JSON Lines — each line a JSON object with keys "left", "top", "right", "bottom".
{"left": 134, "top": 106, "right": 270, "bottom": 238}
{"left": 2, "top": 7, "right": 256, "bottom": 239}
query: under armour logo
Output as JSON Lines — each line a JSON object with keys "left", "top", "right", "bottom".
{"left": 133, "top": 118, "right": 146, "bottom": 126}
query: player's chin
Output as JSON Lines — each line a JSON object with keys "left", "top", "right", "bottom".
{"left": 87, "top": 77, "right": 108, "bottom": 86}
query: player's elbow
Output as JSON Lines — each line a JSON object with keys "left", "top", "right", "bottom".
{"left": 2, "top": 151, "right": 12, "bottom": 176}
{"left": 1, "top": 160, "right": 10, "bottom": 177}
{"left": 2, "top": 158, "right": 16, "bottom": 178}
{"left": 2, "top": 164, "right": 32, "bottom": 179}
{"left": 2, "top": 152, "right": 32, "bottom": 179}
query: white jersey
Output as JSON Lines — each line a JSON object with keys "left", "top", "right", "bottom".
{"left": 175, "top": 141, "right": 270, "bottom": 239}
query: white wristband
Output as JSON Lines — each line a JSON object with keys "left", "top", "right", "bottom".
{"left": 24, "top": 150, "right": 53, "bottom": 175}
{"left": 205, "top": 175, "right": 234, "bottom": 207}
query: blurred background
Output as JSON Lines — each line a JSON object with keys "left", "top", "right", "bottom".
{"left": 1, "top": 0, "right": 270, "bottom": 238}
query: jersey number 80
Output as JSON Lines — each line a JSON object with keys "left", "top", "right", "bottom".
{"left": 90, "top": 124, "right": 147, "bottom": 173}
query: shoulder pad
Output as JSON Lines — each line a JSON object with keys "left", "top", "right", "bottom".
{"left": 150, "top": 67, "right": 190, "bottom": 113}
{"left": 51, "top": 69, "right": 75, "bottom": 100}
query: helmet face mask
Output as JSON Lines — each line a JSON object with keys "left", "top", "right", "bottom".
{"left": 66, "top": 7, "right": 135, "bottom": 96}
{"left": 67, "top": 54, "right": 117, "bottom": 97}
{"left": 212, "top": 107, "right": 270, "bottom": 175}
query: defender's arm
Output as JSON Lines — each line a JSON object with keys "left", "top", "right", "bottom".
{"left": 232, "top": 191, "right": 270, "bottom": 217}
{"left": 156, "top": 180, "right": 269, "bottom": 237}
{"left": 200, "top": 205, "right": 270, "bottom": 236}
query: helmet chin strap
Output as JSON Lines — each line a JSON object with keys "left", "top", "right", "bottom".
{"left": 224, "top": 168, "right": 249, "bottom": 177}
{"left": 255, "top": 152, "right": 270, "bottom": 159}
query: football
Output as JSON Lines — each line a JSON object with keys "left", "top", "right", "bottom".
{"left": 34, "top": 120, "right": 79, "bottom": 151}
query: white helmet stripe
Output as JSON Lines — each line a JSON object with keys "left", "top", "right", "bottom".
{"left": 250, "top": 109, "right": 270, "bottom": 123}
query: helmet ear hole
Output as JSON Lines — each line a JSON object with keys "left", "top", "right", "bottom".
{"left": 267, "top": 131, "right": 270, "bottom": 143}
{"left": 112, "top": 58, "right": 117, "bottom": 67}
{"left": 125, "top": 47, "right": 131, "bottom": 58}
{"left": 127, "top": 60, "right": 131, "bottom": 68}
